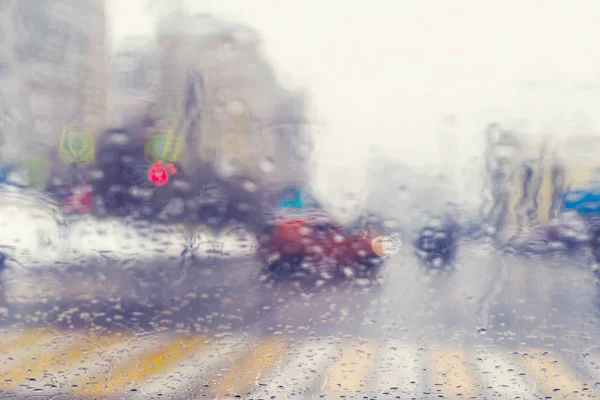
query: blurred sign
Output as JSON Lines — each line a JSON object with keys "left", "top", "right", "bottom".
{"left": 24, "top": 155, "right": 51, "bottom": 189}
{"left": 279, "top": 186, "right": 303, "bottom": 209}
{"left": 147, "top": 161, "right": 177, "bottom": 187}
{"left": 277, "top": 186, "right": 319, "bottom": 210}
{"left": 144, "top": 129, "right": 183, "bottom": 164}
{"left": 58, "top": 124, "right": 95, "bottom": 165}
{"left": 561, "top": 189, "right": 600, "bottom": 214}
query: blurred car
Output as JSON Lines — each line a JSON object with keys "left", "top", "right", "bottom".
{"left": 256, "top": 208, "right": 384, "bottom": 277}
{"left": 555, "top": 187, "right": 600, "bottom": 259}
{"left": 414, "top": 213, "right": 459, "bottom": 268}
{"left": 500, "top": 188, "right": 600, "bottom": 255}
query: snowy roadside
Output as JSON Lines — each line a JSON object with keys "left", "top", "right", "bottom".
{"left": 0, "top": 190, "right": 258, "bottom": 268}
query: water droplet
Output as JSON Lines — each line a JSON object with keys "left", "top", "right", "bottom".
{"left": 108, "top": 133, "right": 129, "bottom": 145}
{"left": 260, "top": 157, "right": 275, "bottom": 173}
{"left": 243, "top": 180, "right": 257, "bottom": 193}
{"left": 227, "top": 100, "right": 245, "bottom": 115}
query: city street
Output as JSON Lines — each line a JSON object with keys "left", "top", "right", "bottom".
{"left": 0, "top": 240, "right": 599, "bottom": 399}
{"left": 3, "top": 0, "right": 600, "bottom": 398}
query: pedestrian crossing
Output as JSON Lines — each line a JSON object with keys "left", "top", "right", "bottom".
{"left": 0, "top": 327, "right": 598, "bottom": 399}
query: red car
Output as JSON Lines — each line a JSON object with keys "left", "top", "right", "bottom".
{"left": 256, "top": 210, "right": 384, "bottom": 276}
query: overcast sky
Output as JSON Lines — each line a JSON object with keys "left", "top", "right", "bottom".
{"left": 106, "top": 0, "right": 600, "bottom": 207}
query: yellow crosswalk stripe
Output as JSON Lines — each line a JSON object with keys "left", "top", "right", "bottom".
{"left": 76, "top": 334, "right": 208, "bottom": 396}
{"left": 428, "top": 346, "right": 480, "bottom": 398}
{"left": 137, "top": 336, "right": 251, "bottom": 396}
{"left": 0, "top": 327, "right": 59, "bottom": 353}
{"left": 0, "top": 331, "right": 130, "bottom": 391}
{"left": 321, "top": 339, "right": 376, "bottom": 396}
{"left": 247, "top": 340, "right": 343, "bottom": 398}
{"left": 474, "top": 347, "right": 535, "bottom": 398}
{"left": 0, "top": 328, "right": 62, "bottom": 375}
{"left": 373, "top": 343, "right": 422, "bottom": 396}
{"left": 518, "top": 349, "right": 590, "bottom": 398}
{"left": 196, "top": 337, "right": 287, "bottom": 398}
{"left": 1, "top": 330, "right": 597, "bottom": 398}
{"left": 0, "top": 334, "right": 92, "bottom": 390}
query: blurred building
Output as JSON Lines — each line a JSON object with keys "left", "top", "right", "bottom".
{"left": 0, "top": 0, "right": 108, "bottom": 163}
{"left": 554, "top": 135, "right": 600, "bottom": 188}
{"left": 366, "top": 145, "right": 445, "bottom": 230}
{"left": 153, "top": 11, "right": 312, "bottom": 189}
{"left": 482, "top": 124, "right": 559, "bottom": 236}
{"left": 108, "top": 37, "right": 158, "bottom": 127}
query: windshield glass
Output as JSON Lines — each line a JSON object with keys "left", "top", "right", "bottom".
{"left": 1, "top": 1, "right": 600, "bottom": 399}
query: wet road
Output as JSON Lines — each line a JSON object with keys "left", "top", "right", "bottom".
{"left": 1, "top": 241, "right": 600, "bottom": 398}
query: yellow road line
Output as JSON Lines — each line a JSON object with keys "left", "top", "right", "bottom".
{"left": 321, "top": 339, "right": 376, "bottom": 396}
{"left": 518, "top": 349, "right": 589, "bottom": 398}
{"left": 197, "top": 337, "right": 287, "bottom": 398}
{"left": 428, "top": 346, "right": 479, "bottom": 398}
{"left": 0, "top": 332, "right": 130, "bottom": 391}
{"left": 76, "top": 334, "right": 208, "bottom": 396}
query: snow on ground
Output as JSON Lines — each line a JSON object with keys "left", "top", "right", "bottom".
{"left": 0, "top": 189, "right": 257, "bottom": 269}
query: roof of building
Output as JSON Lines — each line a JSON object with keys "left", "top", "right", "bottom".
{"left": 157, "top": 12, "right": 262, "bottom": 46}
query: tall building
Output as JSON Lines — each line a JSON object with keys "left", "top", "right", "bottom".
{"left": 154, "top": 12, "right": 312, "bottom": 189}
{"left": 108, "top": 37, "right": 158, "bottom": 127}
{"left": 482, "top": 124, "right": 558, "bottom": 237}
{"left": 0, "top": 0, "right": 107, "bottom": 164}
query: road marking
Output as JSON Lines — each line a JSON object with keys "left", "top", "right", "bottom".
{"left": 474, "top": 347, "right": 536, "bottom": 399}
{"left": 0, "top": 327, "right": 59, "bottom": 352}
{"left": 582, "top": 351, "right": 600, "bottom": 386}
{"left": 137, "top": 336, "right": 251, "bottom": 396}
{"left": 371, "top": 341, "right": 422, "bottom": 397}
{"left": 321, "top": 338, "right": 376, "bottom": 396}
{"left": 427, "top": 346, "right": 480, "bottom": 398}
{"left": 0, "top": 331, "right": 131, "bottom": 392}
{"left": 0, "top": 328, "right": 61, "bottom": 373}
{"left": 0, "top": 332, "right": 92, "bottom": 390}
{"left": 76, "top": 334, "right": 208, "bottom": 395}
{"left": 196, "top": 337, "right": 287, "bottom": 398}
{"left": 518, "top": 349, "right": 590, "bottom": 398}
{"left": 248, "top": 338, "right": 343, "bottom": 399}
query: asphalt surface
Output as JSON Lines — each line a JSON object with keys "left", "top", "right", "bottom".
{"left": 0, "top": 241, "right": 600, "bottom": 398}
